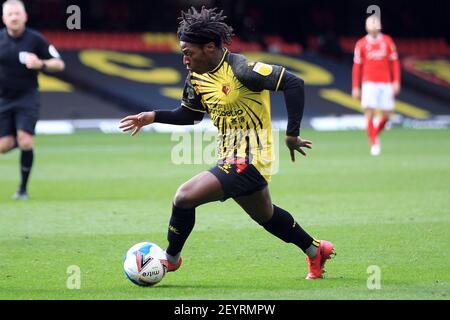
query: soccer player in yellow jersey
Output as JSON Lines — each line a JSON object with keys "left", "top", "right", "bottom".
{"left": 119, "top": 7, "right": 334, "bottom": 279}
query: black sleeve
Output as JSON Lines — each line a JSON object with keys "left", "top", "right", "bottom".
{"left": 181, "top": 73, "right": 206, "bottom": 112}
{"left": 154, "top": 106, "right": 204, "bottom": 125}
{"left": 278, "top": 70, "right": 305, "bottom": 137}
{"left": 34, "top": 32, "right": 60, "bottom": 60}
{"left": 231, "top": 54, "right": 285, "bottom": 92}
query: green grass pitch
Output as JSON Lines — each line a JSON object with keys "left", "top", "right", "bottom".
{"left": 0, "top": 129, "right": 449, "bottom": 299}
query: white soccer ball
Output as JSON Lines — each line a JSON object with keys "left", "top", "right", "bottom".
{"left": 123, "top": 242, "right": 168, "bottom": 286}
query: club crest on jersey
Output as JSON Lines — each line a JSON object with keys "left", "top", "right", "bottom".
{"left": 222, "top": 84, "right": 231, "bottom": 95}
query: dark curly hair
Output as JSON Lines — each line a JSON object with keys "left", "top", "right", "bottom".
{"left": 177, "top": 6, "right": 234, "bottom": 48}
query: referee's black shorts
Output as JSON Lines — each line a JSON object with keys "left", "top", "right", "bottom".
{"left": 209, "top": 157, "right": 268, "bottom": 201}
{"left": 0, "top": 89, "right": 39, "bottom": 137}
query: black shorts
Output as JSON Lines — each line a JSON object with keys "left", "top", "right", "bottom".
{"left": 0, "top": 90, "right": 39, "bottom": 137}
{"left": 209, "top": 159, "right": 268, "bottom": 201}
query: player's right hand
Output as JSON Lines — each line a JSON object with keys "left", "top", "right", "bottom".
{"left": 118, "top": 111, "right": 155, "bottom": 136}
{"left": 352, "top": 87, "right": 361, "bottom": 100}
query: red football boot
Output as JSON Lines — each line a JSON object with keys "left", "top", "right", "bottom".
{"left": 305, "top": 240, "right": 335, "bottom": 279}
{"left": 162, "top": 256, "right": 183, "bottom": 273}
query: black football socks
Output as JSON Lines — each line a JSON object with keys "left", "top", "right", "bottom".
{"left": 166, "top": 204, "right": 196, "bottom": 259}
{"left": 262, "top": 205, "right": 319, "bottom": 258}
{"left": 19, "top": 149, "right": 34, "bottom": 193}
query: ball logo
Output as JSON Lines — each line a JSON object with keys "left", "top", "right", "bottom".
{"left": 142, "top": 270, "right": 160, "bottom": 277}
{"left": 135, "top": 252, "right": 153, "bottom": 272}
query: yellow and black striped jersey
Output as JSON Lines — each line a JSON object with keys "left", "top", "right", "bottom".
{"left": 181, "top": 49, "right": 285, "bottom": 181}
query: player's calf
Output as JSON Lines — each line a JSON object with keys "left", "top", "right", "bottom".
{"left": 165, "top": 204, "right": 195, "bottom": 268}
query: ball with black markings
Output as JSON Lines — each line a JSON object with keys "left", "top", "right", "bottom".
{"left": 123, "top": 242, "right": 168, "bottom": 286}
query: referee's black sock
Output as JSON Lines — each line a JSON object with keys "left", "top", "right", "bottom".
{"left": 262, "top": 205, "right": 319, "bottom": 257}
{"left": 19, "top": 149, "right": 34, "bottom": 193}
{"left": 166, "top": 204, "right": 195, "bottom": 257}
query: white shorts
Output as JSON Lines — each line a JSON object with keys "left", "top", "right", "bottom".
{"left": 361, "top": 82, "right": 395, "bottom": 111}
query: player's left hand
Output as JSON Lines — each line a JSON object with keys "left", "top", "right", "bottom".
{"left": 25, "top": 53, "right": 44, "bottom": 70}
{"left": 285, "top": 136, "right": 313, "bottom": 162}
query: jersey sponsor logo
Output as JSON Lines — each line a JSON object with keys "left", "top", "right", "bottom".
{"left": 252, "top": 62, "right": 273, "bottom": 76}
{"left": 209, "top": 107, "right": 244, "bottom": 117}
{"left": 366, "top": 42, "right": 388, "bottom": 60}
{"left": 367, "top": 48, "right": 387, "bottom": 60}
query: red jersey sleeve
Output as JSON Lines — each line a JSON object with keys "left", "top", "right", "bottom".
{"left": 352, "top": 40, "right": 364, "bottom": 89}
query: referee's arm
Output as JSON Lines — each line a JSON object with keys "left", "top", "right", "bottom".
{"left": 25, "top": 53, "right": 65, "bottom": 72}
{"left": 41, "top": 57, "right": 65, "bottom": 72}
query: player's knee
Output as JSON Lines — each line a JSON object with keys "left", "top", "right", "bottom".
{"left": 247, "top": 206, "right": 273, "bottom": 224}
{"left": 17, "top": 137, "right": 33, "bottom": 150}
{"left": 173, "top": 185, "right": 197, "bottom": 209}
{"left": 18, "top": 141, "right": 33, "bottom": 151}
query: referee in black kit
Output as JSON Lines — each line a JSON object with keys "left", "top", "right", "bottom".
{"left": 0, "top": 0, "right": 65, "bottom": 200}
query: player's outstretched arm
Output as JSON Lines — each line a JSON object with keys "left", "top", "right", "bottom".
{"left": 119, "top": 106, "right": 205, "bottom": 136}
{"left": 119, "top": 111, "right": 155, "bottom": 136}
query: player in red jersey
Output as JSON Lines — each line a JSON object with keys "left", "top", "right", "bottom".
{"left": 352, "top": 15, "right": 400, "bottom": 156}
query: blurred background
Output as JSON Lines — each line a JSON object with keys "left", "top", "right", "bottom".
{"left": 8, "top": 0, "right": 450, "bottom": 132}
